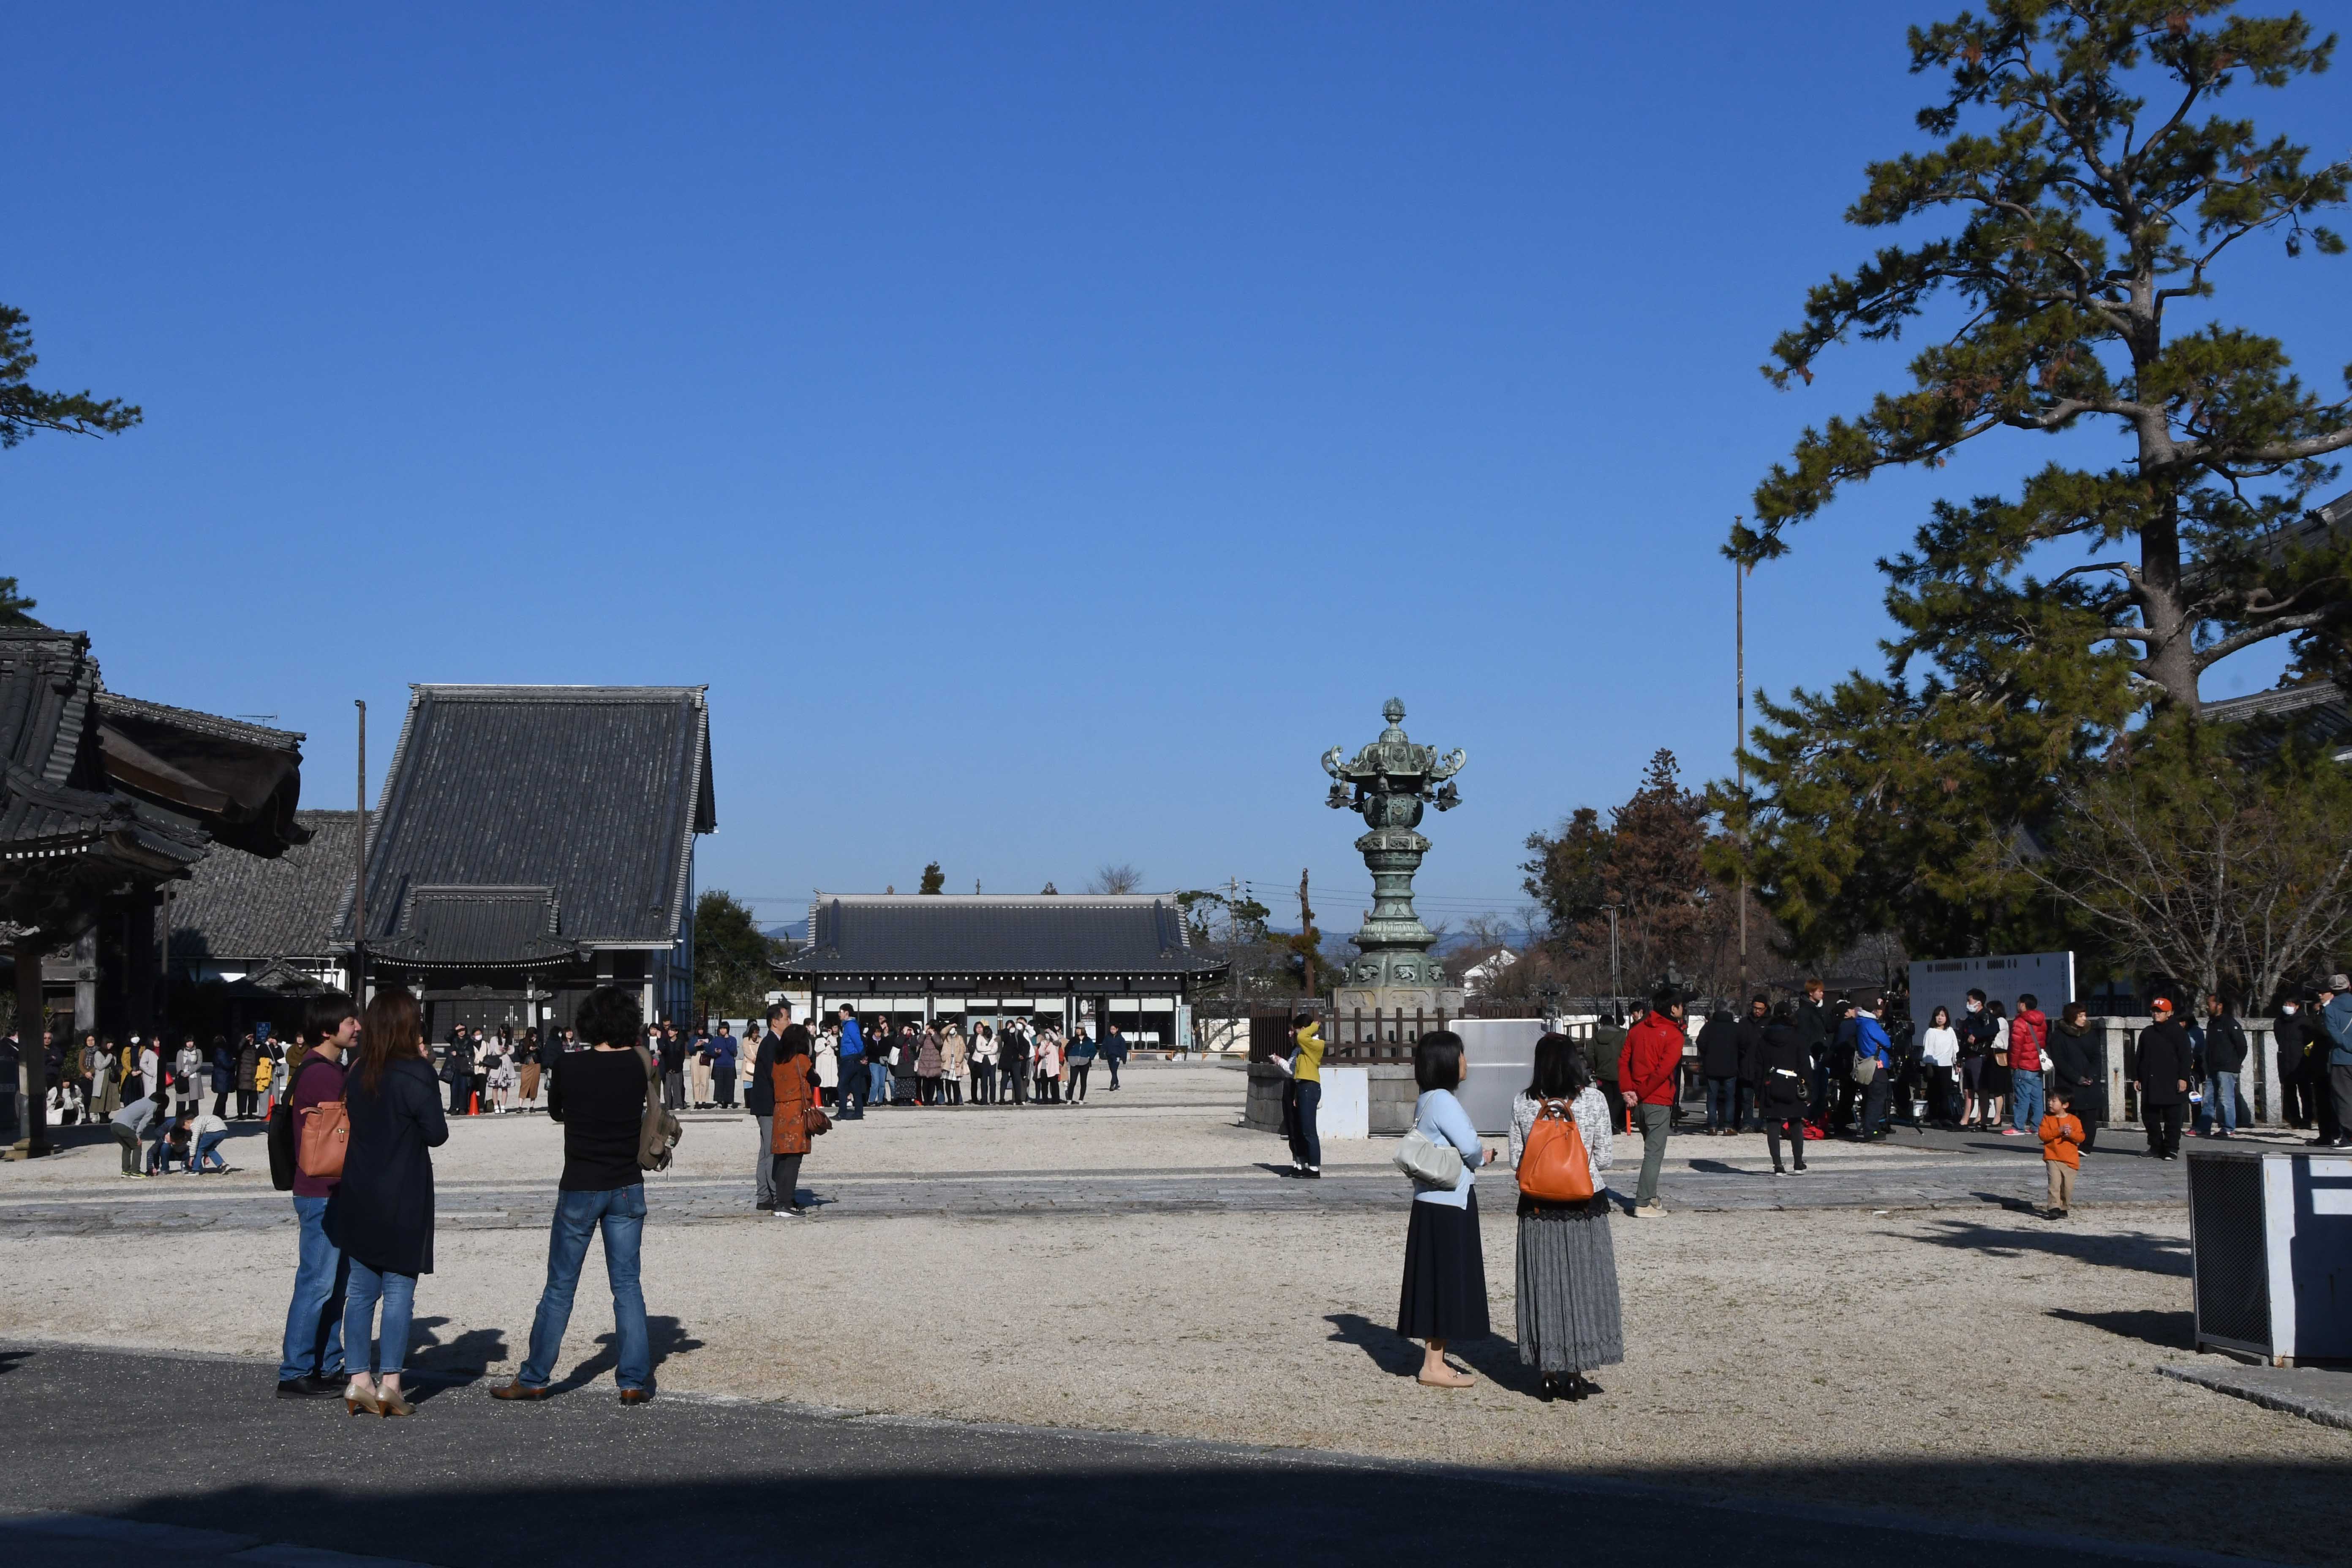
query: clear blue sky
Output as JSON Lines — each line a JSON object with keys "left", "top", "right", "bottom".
{"left": 10, "top": 3, "right": 2348, "bottom": 935}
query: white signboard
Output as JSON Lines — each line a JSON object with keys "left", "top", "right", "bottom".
{"left": 1908, "top": 952, "right": 2075, "bottom": 1029}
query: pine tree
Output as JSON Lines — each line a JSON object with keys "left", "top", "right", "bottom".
{"left": 918, "top": 861, "right": 946, "bottom": 895}
{"left": 1732, "top": 0, "right": 2349, "bottom": 958}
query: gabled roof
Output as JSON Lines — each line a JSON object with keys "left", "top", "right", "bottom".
{"left": 171, "top": 810, "right": 365, "bottom": 964}
{"left": 778, "top": 895, "right": 1226, "bottom": 982}
{"left": 345, "top": 685, "right": 715, "bottom": 957}
{"left": 370, "top": 885, "right": 577, "bottom": 969}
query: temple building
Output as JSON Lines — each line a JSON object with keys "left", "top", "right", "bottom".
{"left": 167, "top": 808, "right": 363, "bottom": 1040}
{"left": 338, "top": 684, "right": 715, "bottom": 1040}
{"left": 2, "top": 627, "right": 310, "bottom": 1151}
{"left": 773, "top": 894, "right": 1226, "bottom": 1045}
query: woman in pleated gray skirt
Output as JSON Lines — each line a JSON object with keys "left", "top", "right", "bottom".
{"left": 1509, "top": 1035, "right": 1623, "bottom": 1402}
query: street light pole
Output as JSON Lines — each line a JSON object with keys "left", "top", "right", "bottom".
{"left": 354, "top": 700, "right": 368, "bottom": 1002}
{"left": 1736, "top": 545, "right": 1748, "bottom": 1000}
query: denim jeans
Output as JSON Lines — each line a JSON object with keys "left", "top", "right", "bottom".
{"left": 1705, "top": 1075, "right": 1739, "bottom": 1130}
{"left": 278, "top": 1194, "right": 348, "bottom": 1381}
{"left": 2208, "top": 1071, "right": 2239, "bottom": 1133}
{"left": 836, "top": 1057, "right": 863, "bottom": 1117}
{"left": 1287, "top": 1080, "right": 1321, "bottom": 1169}
{"left": 342, "top": 1258, "right": 416, "bottom": 1378}
{"left": 2011, "top": 1069, "right": 2046, "bottom": 1133}
{"left": 519, "top": 1184, "right": 651, "bottom": 1393}
{"left": 195, "top": 1131, "right": 228, "bottom": 1171}
{"left": 868, "top": 1059, "right": 890, "bottom": 1105}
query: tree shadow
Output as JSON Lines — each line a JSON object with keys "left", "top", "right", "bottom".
{"left": 545, "top": 1315, "right": 705, "bottom": 1396}
{"left": 1893, "top": 1218, "right": 2191, "bottom": 1277}
{"left": 405, "top": 1317, "right": 511, "bottom": 1399}
{"left": 2049, "top": 1307, "right": 2196, "bottom": 1350}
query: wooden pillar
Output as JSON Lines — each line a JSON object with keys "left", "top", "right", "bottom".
{"left": 11, "top": 934, "right": 52, "bottom": 1158}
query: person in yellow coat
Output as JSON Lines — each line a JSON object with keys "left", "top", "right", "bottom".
{"left": 1279, "top": 1011, "right": 1326, "bottom": 1179}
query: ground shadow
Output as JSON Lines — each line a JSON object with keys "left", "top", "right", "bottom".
{"left": 405, "top": 1317, "right": 511, "bottom": 1399}
{"left": 545, "top": 1315, "right": 704, "bottom": 1395}
{"left": 1892, "top": 1218, "right": 2191, "bottom": 1277}
{"left": 1323, "top": 1312, "right": 1422, "bottom": 1377}
{"left": 0, "top": 1350, "right": 27, "bottom": 1377}
{"left": 2049, "top": 1307, "right": 2196, "bottom": 1350}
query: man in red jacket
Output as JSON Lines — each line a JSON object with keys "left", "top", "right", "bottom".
{"left": 1620, "top": 989, "right": 1688, "bottom": 1216}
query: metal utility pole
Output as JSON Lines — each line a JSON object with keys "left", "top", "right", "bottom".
{"left": 354, "top": 700, "right": 368, "bottom": 1002}
{"left": 1298, "top": 868, "right": 1317, "bottom": 997}
{"left": 1736, "top": 546, "right": 1748, "bottom": 999}
{"left": 1602, "top": 903, "right": 1621, "bottom": 1007}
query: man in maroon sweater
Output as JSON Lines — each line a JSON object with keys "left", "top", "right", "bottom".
{"left": 1620, "top": 988, "right": 1688, "bottom": 1217}
{"left": 277, "top": 994, "right": 358, "bottom": 1398}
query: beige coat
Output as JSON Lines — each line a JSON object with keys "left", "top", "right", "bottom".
{"left": 941, "top": 1028, "right": 969, "bottom": 1080}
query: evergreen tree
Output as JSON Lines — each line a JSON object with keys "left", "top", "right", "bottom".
{"left": 2, "top": 304, "right": 141, "bottom": 448}
{"left": 1732, "top": 0, "right": 2349, "bottom": 958}
{"left": 919, "top": 861, "right": 946, "bottom": 895}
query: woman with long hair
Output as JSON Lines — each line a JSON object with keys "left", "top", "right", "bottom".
{"left": 1754, "top": 1000, "right": 1813, "bottom": 1174}
{"left": 1919, "top": 1005, "right": 1960, "bottom": 1129}
{"left": 1508, "top": 1034, "right": 1621, "bottom": 1402}
{"left": 769, "top": 1021, "right": 817, "bottom": 1217}
{"left": 326, "top": 985, "right": 448, "bottom": 1417}
{"left": 1397, "top": 1030, "right": 1496, "bottom": 1388}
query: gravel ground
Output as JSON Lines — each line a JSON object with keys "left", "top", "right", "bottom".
{"left": 4, "top": 1066, "right": 2344, "bottom": 1563}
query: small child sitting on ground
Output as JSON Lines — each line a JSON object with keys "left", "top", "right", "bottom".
{"left": 2039, "top": 1088, "right": 2084, "bottom": 1220}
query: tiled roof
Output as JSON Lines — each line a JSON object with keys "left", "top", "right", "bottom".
{"left": 778, "top": 895, "right": 1226, "bottom": 981}
{"left": 170, "top": 810, "right": 364, "bottom": 964}
{"left": 346, "top": 685, "right": 714, "bottom": 952}
{"left": 370, "top": 885, "right": 578, "bottom": 969}
{"left": 0, "top": 629, "right": 212, "bottom": 881}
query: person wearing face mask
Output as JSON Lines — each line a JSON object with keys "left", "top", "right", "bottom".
{"left": 1956, "top": 990, "right": 1997, "bottom": 1129}
{"left": 2273, "top": 994, "right": 2316, "bottom": 1131}
{"left": 2045, "top": 1001, "right": 2106, "bottom": 1152}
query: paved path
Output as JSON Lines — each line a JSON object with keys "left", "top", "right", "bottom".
{"left": 0, "top": 1342, "right": 2282, "bottom": 1568}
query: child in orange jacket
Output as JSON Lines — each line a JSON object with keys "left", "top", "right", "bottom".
{"left": 2039, "top": 1089, "right": 2085, "bottom": 1219}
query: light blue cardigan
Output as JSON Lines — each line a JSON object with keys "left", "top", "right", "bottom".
{"left": 1412, "top": 1089, "right": 1482, "bottom": 1208}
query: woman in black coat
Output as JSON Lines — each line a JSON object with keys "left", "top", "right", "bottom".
{"left": 1750, "top": 1002, "right": 1811, "bottom": 1176}
{"left": 327, "top": 985, "right": 448, "bottom": 1417}
{"left": 2046, "top": 1002, "right": 2107, "bottom": 1152}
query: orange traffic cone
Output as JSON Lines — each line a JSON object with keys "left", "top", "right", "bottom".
{"left": 470, "top": 1091, "right": 480, "bottom": 1115}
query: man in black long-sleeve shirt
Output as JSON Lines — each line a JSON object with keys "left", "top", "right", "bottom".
{"left": 2135, "top": 997, "right": 2195, "bottom": 1160}
{"left": 493, "top": 984, "right": 655, "bottom": 1405}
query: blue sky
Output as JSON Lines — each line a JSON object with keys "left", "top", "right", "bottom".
{"left": 9, "top": 3, "right": 2349, "bottom": 936}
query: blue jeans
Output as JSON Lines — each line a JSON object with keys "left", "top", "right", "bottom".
{"left": 2208, "top": 1071, "right": 2239, "bottom": 1133}
{"left": 195, "top": 1131, "right": 228, "bottom": 1171}
{"left": 341, "top": 1258, "right": 416, "bottom": 1378}
{"left": 836, "top": 1055, "right": 863, "bottom": 1117}
{"left": 278, "top": 1195, "right": 348, "bottom": 1381}
{"left": 868, "top": 1059, "right": 890, "bottom": 1104}
{"left": 2012, "top": 1070, "right": 2045, "bottom": 1133}
{"left": 519, "top": 1184, "right": 651, "bottom": 1393}
{"left": 1706, "top": 1075, "right": 1739, "bottom": 1130}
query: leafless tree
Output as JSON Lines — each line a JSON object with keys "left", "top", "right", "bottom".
{"left": 1089, "top": 863, "right": 1143, "bottom": 895}
{"left": 2021, "top": 760, "right": 2352, "bottom": 1008}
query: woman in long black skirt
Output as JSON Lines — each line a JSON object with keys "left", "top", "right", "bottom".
{"left": 1508, "top": 1035, "right": 1623, "bottom": 1402}
{"left": 1397, "top": 1031, "right": 1495, "bottom": 1388}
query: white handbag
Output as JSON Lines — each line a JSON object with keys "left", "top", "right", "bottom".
{"left": 1394, "top": 1125, "right": 1465, "bottom": 1188}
